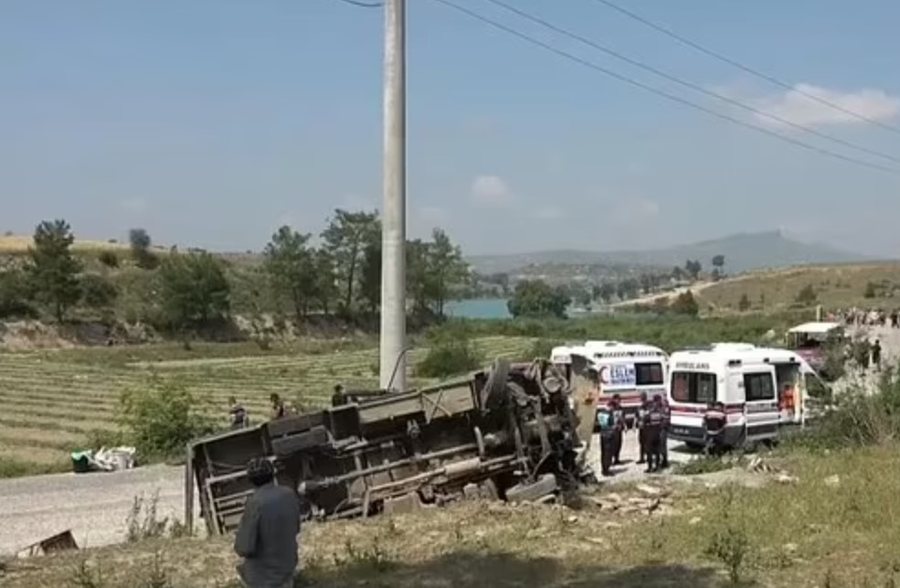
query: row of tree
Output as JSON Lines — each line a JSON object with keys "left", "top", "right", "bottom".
{"left": 261, "top": 209, "right": 469, "bottom": 324}
{"left": 0, "top": 211, "right": 471, "bottom": 332}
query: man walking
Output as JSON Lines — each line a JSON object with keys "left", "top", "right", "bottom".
{"left": 234, "top": 458, "right": 302, "bottom": 588}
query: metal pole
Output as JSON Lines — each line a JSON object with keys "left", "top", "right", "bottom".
{"left": 380, "top": 0, "right": 407, "bottom": 391}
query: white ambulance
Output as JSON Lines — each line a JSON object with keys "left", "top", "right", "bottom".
{"left": 667, "top": 343, "right": 817, "bottom": 449}
{"left": 552, "top": 341, "right": 668, "bottom": 423}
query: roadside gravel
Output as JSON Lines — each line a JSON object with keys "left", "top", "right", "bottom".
{"left": 0, "top": 464, "right": 190, "bottom": 555}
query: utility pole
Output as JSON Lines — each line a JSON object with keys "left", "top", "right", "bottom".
{"left": 380, "top": 0, "right": 407, "bottom": 391}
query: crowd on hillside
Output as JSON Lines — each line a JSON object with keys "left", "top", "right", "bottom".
{"left": 830, "top": 307, "right": 900, "bottom": 328}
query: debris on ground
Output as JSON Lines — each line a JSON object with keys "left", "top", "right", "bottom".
{"left": 71, "top": 447, "right": 136, "bottom": 473}
{"left": 15, "top": 530, "right": 78, "bottom": 558}
{"left": 824, "top": 474, "right": 841, "bottom": 488}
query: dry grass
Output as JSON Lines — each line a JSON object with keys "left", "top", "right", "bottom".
{"left": 698, "top": 262, "right": 900, "bottom": 313}
{"left": 4, "top": 445, "right": 900, "bottom": 587}
{"left": 0, "top": 235, "right": 130, "bottom": 255}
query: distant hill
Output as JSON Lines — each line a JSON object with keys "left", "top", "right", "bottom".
{"left": 467, "top": 231, "right": 871, "bottom": 275}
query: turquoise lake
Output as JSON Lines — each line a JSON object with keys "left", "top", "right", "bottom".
{"left": 445, "top": 298, "right": 511, "bottom": 320}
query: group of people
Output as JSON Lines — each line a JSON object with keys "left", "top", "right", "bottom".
{"left": 228, "top": 393, "right": 291, "bottom": 430}
{"left": 596, "top": 392, "right": 670, "bottom": 476}
{"left": 833, "top": 307, "right": 900, "bottom": 328}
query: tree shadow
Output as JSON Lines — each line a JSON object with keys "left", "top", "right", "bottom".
{"left": 304, "top": 551, "right": 732, "bottom": 588}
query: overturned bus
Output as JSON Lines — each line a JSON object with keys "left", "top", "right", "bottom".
{"left": 185, "top": 359, "right": 594, "bottom": 535}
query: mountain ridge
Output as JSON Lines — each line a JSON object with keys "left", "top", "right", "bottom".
{"left": 467, "top": 230, "right": 872, "bottom": 275}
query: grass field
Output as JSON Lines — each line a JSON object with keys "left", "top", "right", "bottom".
{"left": 0, "top": 336, "right": 535, "bottom": 477}
{"left": 5, "top": 445, "right": 900, "bottom": 587}
{"left": 697, "top": 262, "right": 900, "bottom": 313}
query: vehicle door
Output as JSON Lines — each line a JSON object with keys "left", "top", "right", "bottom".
{"left": 742, "top": 367, "right": 780, "bottom": 441}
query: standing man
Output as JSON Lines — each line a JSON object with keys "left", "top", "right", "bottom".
{"left": 610, "top": 394, "right": 625, "bottom": 466}
{"left": 596, "top": 403, "right": 617, "bottom": 477}
{"left": 872, "top": 339, "right": 883, "bottom": 371}
{"left": 270, "top": 393, "right": 286, "bottom": 420}
{"left": 636, "top": 392, "right": 649, "bottom": 465}
{"left": 234, "top": 458, "right": 301, "bottom": 588}
{"left": 228, "top": 396, "right": 249, "bottom": 430}
{"left": 703, "top": 402, "right": 727, "bottom": 457}
{"left": 643, "top": 396, "right": 665, "bottom": 473}
{"left": 659, "top": 394, "right": 671, "bottom": 469}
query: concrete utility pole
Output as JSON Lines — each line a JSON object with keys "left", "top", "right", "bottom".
{"left": 380, "top": 0, "right": 407, "bottom": 391}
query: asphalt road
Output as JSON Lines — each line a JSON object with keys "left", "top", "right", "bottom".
{"left": 0, "top": 464, "right": 190, "bottom": 555}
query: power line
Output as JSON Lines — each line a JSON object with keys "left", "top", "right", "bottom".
{"left": 335, "top": 0, "right": 383, "bottom": 7}
{"left": 483, "top": 0, "right": 900, "bottom": 167}
{"left": 590, "top": 0, "right": 900, "bottom": 137}
{"left": 430, "top": 0, "right": 900, "bottom": 176}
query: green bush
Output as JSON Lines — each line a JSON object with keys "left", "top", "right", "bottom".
{"left": 98, "top": 250, "right": 119, "bottom": 269}
{"left": 119, "top": 381, "right": 214, "bottom": 460}
{"left": 81, "top": 274, "right": 119, "bottom": 308}
{"left": 795, "top": 364, "right": 900, "bottom": 450}
{"left": 417, "top": 331, "right": 483, "bottom": 378}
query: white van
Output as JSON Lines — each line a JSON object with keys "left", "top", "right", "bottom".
{"left": 667, "top": 343, "right": 817, "bottom": 448}
{"left": 552, "top": 341, "right": 668, "bottom": 422}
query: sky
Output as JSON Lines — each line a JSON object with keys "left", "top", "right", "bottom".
{"left": 2, "top": 0, "right": 900, "bottom": 257}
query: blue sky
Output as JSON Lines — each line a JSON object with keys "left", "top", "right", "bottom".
{"left": 2, "top": 0, "right": 899, "bottom": 256}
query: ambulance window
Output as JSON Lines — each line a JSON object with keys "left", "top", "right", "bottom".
{"left": 635, "top": 363, "right": 664, "bottom": 386}
{"left": 671, "top": 372, "right": 716, "bottom": 403}
{"left": 744, "top": 373, "right": 775, "bottom": 401}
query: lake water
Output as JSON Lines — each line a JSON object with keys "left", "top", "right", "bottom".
{"left": 445, "top": 298, "right": 511, "bottom": 320}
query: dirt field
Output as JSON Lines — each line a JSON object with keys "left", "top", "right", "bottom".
{"left": 0, "top": 336, "right": 534, "bottom": 475}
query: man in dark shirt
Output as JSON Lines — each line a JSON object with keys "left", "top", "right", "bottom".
{"left": 610, "top": 394, "right": 625, "bottom": 466}
{"left": 703, "top": 402, "right": 727, "bottom": 457}
{"left": 270, "top": 393, "right": 286, "bottom": 420}
{"left": 872, "top": 339, "right": 882, "bottom": 371}
{"left": 636, "top": 392, "right": 649, "bottom": 465}
{"left": 229, "top": 396, "right": 249, "bottom": 430}
{"left": 643, "top": 396, "right": 666, "bottom": 473}
{"left": 234, "top": 458, "right": 301, "bottom": 588}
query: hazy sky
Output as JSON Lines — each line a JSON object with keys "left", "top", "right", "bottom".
{"left": 3, "top": 0, "right": 900, "bottom": 256}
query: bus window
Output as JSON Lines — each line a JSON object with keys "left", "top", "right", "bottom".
{"left": 671, "top": 372, "right": 716, "bottom": 404}
{"left": 635, "top": 362, "right": 664, "bottom": 386}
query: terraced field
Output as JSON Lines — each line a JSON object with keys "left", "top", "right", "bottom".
{"left": 0, "top": 336, "right": 534, "bottom": 474}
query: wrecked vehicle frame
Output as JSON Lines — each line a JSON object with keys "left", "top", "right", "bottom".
{"left": 185, "top": 358, "right": 596, "bottom": 535}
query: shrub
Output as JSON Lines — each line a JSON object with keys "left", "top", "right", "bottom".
{"left": 524, "top": 338, "right": 563, "bottom": 361}
{"left": 795, "top": 284, "right": 818, "bottom": 306}
{"left": 864, "top": 281, "right": 878, "bottom": 299}
{"left": 98, "top": 251, "right": 119, "bottom": 268}
{"left": 126, "top": 491, "right": 169, "bottom": 543}
{"left": 738, "top": 293, "right": 751, "bottom": 312}
{"left": 418, "top": 332, "right": 483, "bottom": 378}
{"left": 795, "top": 364, "right": 900, "bottom": 450}
{"left": 120, "top": 381, "right": 214, "bottom": 460}
{"left": 0, "top": 268, "right": 36, "bottom": 319}
{"left": 670, "top": 290, "right": 699, "bottom": 317}
{"left": 704, "top": 488, "right": 753, "bottom": 585}
{"left": 81, "top": 274, "right": 119, "bottom": 308}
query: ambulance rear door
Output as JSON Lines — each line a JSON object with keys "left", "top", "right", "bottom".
{"left": 741, "top": 365, "right": 780, "bottom": 443}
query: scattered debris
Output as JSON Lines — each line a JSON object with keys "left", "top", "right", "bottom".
{"left": 775, "top": 472, "right": 799, "bottom": 485}
{"left": 15, "top": 530, "right": 78, "bottom": 558}
{"left": 824, "top": 474, "right": 841, "bottom": 488}
{"left": 71, "top": 447, "right": 136, "bottom": 473}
